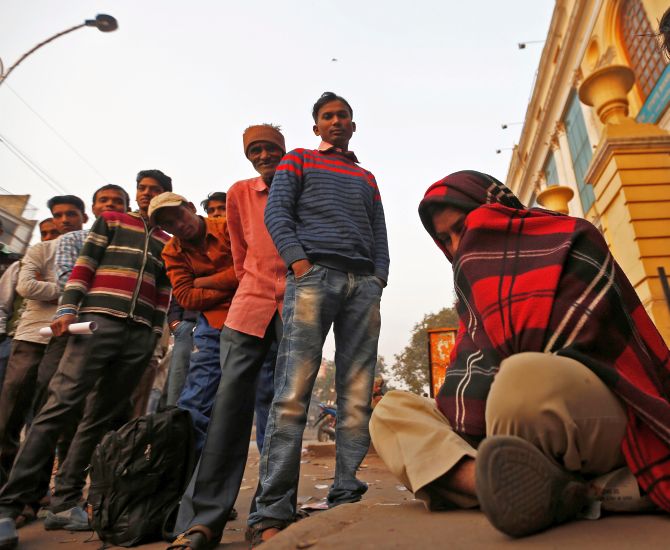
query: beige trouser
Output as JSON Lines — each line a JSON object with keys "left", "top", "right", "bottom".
{"left": 370, "top": 352, "right": 628, "bottom": 509}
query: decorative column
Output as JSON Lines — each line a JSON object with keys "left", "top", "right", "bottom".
{"left": 537, "top": 185, "right": 574, "bottom": 214}
{"left": 580, "top": 64, "right": 670, "bottom": 345}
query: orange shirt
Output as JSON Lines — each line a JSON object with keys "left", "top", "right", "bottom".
{"left": 224, "top": 177, "right": 286, "bottom": 337}
{"left": 161, "top": 216, "right": 237, "bottom": 330}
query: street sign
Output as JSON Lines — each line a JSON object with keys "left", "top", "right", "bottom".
{"left": 427, "top": 327, "right": 458, "bottom": 398}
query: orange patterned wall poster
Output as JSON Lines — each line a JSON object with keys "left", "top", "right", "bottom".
{"left": 427, "top": 328, "right": 457, "bottom": 398}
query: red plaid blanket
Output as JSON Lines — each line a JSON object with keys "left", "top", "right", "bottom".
{"left": 419, "top": 171, "right": 670, "bottom": 511}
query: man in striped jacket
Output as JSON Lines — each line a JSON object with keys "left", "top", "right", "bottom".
{"left": 0, "top": 170, "right": 172, "bottom": 549}
{"left": 248, "top": 92, "right": 390, "bottom": 544}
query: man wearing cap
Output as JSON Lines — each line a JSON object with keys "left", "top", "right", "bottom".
{"left": 150, "top": 192, "right": 238, "bottom": 452}
{"left": 169, "top": 124, "right": 287, "bottom": 550}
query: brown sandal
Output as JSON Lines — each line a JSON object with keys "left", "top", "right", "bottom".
{"left": 246, "top": 520, "right": 289, "bottom": 549}
{"left": 167, "top": 525, "right": 218, "bottom": 550}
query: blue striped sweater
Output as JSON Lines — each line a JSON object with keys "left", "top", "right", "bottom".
{"left": 265, "top": 148, "right": 390, "bottom": 282}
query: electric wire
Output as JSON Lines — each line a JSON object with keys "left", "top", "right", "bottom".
{"left": 0, "top": 132, "right": 69, "bottom": 194}
{"left": 5, "top": 83, "right": 110, "bottom": 183}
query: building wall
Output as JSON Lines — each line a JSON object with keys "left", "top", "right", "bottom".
{"left": 0, "top": 195, "right": 37, "bottom": 255}
{"left": 506, "top": 0, "right": 670, "bottom": 342}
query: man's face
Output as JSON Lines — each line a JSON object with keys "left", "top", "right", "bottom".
{"left": 136, "top": 177, "right": 165, "bottom": 213}
{"left": 313, "top": 100, "right": 356, "bottom": 149}
{"left": 432, "top": 206, "right": 467, "bottom": 261}
{"left": 155, "top": 204, "right": 201, "bottom": 241}
{"left": 205, "top": 199, "right": 226, "bottom": 218}
{"left": 39, "top": 220, "right": 60, "bottom": 241}
{"left": 247, "top": 141, "right": 284, "bottom": 184}
{"left": 51, "top": 204, "right": 87, "bottom": 234}
{"left": 92, "top": 189, "right": 128, "bottom": 218}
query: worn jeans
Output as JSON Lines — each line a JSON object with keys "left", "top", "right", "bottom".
{"left": 177, "top": 315, "right": 221, "bottom": 452}
{"left": 166, "top": 319, "right": 196, "bottom": 406}
{"left": 249, "top": 265, "right": 382, "bottom": 526}
{"left": 0, "top": 314, "right": 154, "bottom": 517}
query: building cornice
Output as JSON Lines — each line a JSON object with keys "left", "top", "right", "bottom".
{"left": 507, "top": 0, "right": 603, "bottom": 198}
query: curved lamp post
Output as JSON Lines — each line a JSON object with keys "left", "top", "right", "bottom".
{"left": 0, "top": 14, "right": 117, "bottom": 87}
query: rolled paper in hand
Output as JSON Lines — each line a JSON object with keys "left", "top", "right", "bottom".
{"left": 38, "top": 321, "right": 98, "bottom": 337}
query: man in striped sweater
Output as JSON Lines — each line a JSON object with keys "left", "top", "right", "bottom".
{"left": 0, "top": 170, "right": 172, "bottom": 549}
{"left": 248, "top": 92, "right": 390, "bottom": 544}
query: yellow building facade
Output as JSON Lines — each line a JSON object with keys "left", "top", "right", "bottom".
{"left": 506, "top": 0, "right": 670, "bottom": 344}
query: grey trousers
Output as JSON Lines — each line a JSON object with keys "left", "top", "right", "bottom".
{"left": 370, "top": 352, "right": 628, "bottom": 509}
{"left": 174, "top": 313, "right": 282, "bottom": 539}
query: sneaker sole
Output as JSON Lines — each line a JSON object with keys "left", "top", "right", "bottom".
{"left": 475, "top": 435, "right": 588, "bottom": 537}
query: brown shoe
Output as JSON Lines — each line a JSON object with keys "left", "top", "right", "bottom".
{"left": 475, "top": 435, "right": 588, "bottom": 537}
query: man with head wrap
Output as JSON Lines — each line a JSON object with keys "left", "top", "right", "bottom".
{"left": 370, "top": 170, "right": 670, "bottom": 537}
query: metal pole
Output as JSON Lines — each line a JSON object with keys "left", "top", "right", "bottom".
{"left": 0, "top": 23, "right": 86, "bottom": 86}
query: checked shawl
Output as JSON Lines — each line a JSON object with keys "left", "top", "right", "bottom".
{"left": 419, "top": 171, "right": 670, "bottom": 511}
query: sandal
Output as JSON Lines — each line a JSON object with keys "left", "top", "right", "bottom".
{"left": 167, "top": 525, "right": 218, "bottom": 550}
{"left": 246, "top": 520, "right": 289, "bottom": 549}
{"left": 14, "top": 504, "right": 37, "bottom": 529}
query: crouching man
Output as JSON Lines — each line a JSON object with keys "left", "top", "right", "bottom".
{"left": 371, "top": 170, "right": 670, "bottom": 537}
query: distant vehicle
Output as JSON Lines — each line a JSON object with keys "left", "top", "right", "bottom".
{"left": 315, "top": 402, "right": 336, "bottom": 442}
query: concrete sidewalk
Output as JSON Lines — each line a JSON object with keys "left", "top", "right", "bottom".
{"left": 13, "top": 441, "right": 670, "bottom": 549}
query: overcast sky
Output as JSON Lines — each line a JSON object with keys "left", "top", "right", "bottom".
{"left": 0, "top": 0, "right": 554, "bottom": 363}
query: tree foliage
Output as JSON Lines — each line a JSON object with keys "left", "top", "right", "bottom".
{"left": 391, "top": 306, "right": 458, "bottom": 394}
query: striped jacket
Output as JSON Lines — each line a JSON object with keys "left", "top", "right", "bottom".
{"left": 265, "top": 148, "right": 390, "bottom": 282}
{"left": 57, "top": 211, "right": 171, "bottom": 334}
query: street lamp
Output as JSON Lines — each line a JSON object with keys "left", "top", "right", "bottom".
{"left": 518, "top": 40, "right": 545, "bottom": 50}
{"left": 501, "top": 122, "right": 523, "bottom": 130}
{"left": 0, "top": 14, "right": 118, "bottom": 87}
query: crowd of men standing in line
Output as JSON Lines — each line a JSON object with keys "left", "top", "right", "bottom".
{"left": 0, "top": 90, "right": 389, "bottom": 549}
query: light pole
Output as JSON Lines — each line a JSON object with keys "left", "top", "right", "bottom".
{"left": 0, "top": 14, "right": 118, "bottom": 87}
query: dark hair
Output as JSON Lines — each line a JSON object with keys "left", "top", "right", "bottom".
{"left": 38, "top": 217, "right": 54, "bottom": 228}
{"left": 136, "top": 169, "right": 172, "bottom": 192}
{"left": 312, "top": 92, "right": 354, "bottom": 122}
{"left": 92, "top": 184, "right": 130, "bottom": 209}
{"left": 200, "top": 192, "right": 227, "bottom": 212}
{"left": 46, "top": 195, "right": 86, "bottom": 215}
{"left": 660, "top": 8, "right": 670, "bottom": 59}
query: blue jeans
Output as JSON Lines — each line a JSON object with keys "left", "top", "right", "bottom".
{"left": 249, "top": 265, "right": 382, "bottom": 525}
{"left": 254, "top": 341, "right": 277, "bottom": 452}
{"left": 177, "top": 315, "right": 221, "bottom": 452}
{"left": 166, "top": 320, "right": 196, "bottom": 406}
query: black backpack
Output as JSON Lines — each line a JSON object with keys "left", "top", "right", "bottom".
{"left": 87, "top": 407, "right": 195, "bottom": 547}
